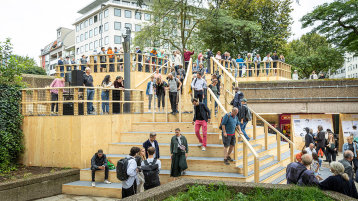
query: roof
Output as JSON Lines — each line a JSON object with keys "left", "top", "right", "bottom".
{"left": 77, "top": 0, "right": 108, "bottom": 14}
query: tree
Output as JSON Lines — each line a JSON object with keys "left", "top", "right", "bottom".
{"left": 284, "top": 33, "right": 344, "bottom": 78}
{"left": 0, "top": 39, "right": 24, "bottom": 86}
{"left": 301, "top": 0, "right": 358, "bottom": 54}
{"left": 134, "top": 0, "right": 206, "bottom": 64}
{"left": 15, "top": 55, "right": 47, "bottom": 75}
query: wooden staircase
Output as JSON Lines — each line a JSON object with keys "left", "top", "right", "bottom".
{"left": 62, "top": 117, "right": 297, "bottom": 199}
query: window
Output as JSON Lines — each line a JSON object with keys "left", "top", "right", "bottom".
{"left": 80, "top": 22, "right": 84, "bottom": 29}
{"left": 85, "top": 20, "right": 88, "bottom": 27}
{"left": 114, "top": 8, "right": 121, "bottom": 16}
{"left": 105, "top": 36, "right": 109, "bottom": 45}
{"left": 76, "top": 36, "right": 79, "bottom": 43}
{"left": 80, "top": 34, "right": 84, "bottom": 42}
{"left": 144, "top": 13, "right": 151, "bottom": 21}
{"left": 99, "top": 25, "right": 103, "bottom": 34}
{"left": 125, "top": 23, "right": 132, "bottom": 30}
{"left": 76, "top": 48, "right": 79, "bottom": 54}
{"left": 76, "top": 25, "right": 79, "bottom": 32}
{"left": 85, "top": 44, "right": 88, "bottom": 52}
{"left": 125, "top": 10, "right": 132, "bottom": 18}
{"left": 114, "top": 22, "right": 121, "bottom": 30}
{"left": 104, "top": 9, "right": 109, "bottom": 18}
{"left": 94, "top": 27, "right": 98, "bottom": 36}
{"left": 89, "top": 30, "right": 93, "bottom": 38}
{"left": 122, "top": 1, "right": 130, "bottom": 6}
{"left": 99, "top": 12, "right": 102, "bottom": 20}
{"left": 89, "top": 18, "right": 93, "bottom": 25}
{"left": 135, "top": 12, "right": 141, "bottom": 20}
{"left": 94, "top": 15, "right": 98, "bottom": 23}
{"left": 85, "top": 32, "right": 88, "bottom": 40}
{"left": 89, "top": 42, "right": 93, "bottom": 50}
{"left": 135, "top": 24, "right": 141, "bottom": 32}
{"left": 80, "top": 46, "right": 84, "bottom": 53}
{"left": 114, "top": 35, "right": 122, "bottom": 44}
{"left": 104, "top": 22, "right": 109, "bottom": 31}
{"left": 94, "top": 40, "right": 98, "bottom": 49}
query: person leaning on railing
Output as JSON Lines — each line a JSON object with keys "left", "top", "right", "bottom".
{"left": 83, "top": 67, "right": 95, "bottom": 114}
{"left": 49, "top": 77, "right": 65, "bottom": 114}
{"left": 107, "top": 47, "right": 114, "bottom": 72}
{"left": 101, "top": 75, "right": 114, "bottom": 114}
{"left": 262, "top": 53, "right": 273, "bottom": 75}
{"left": 113, "top": 76, "right": 124, "bottom": 114}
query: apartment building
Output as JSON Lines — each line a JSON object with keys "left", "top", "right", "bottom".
{"left": 74, "top": 0, "right": 151, "bottom": 60}
{"left": 40, "top": 27, "right": 75, "bottom": 75}
{"left": 330, "top": 52, "right": 358, "bottom": 79}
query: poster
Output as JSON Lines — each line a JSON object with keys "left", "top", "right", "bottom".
{"left": 342, "top": 121, "right": 358, "bottom": 137}
{"left": 293, "top": 118, "right": 333, "bottom": 138}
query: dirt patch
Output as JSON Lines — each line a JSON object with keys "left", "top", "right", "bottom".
{"left": 0, "top": 165, "right": 66, "bottom": 183}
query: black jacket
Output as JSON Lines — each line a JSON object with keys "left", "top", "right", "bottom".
{"left": 143, "top": 139, "right": 160, "bottom": 159}
{"left": 316, "top": 131, "right": 326, "bottom": 148}
{"left": 320, "top": 175, "right": 358, "bottom": 199}
{"left": 238, "top": 104, "right": 249, "bottom": 122}
{"left": 305, "top": 133, "right": 314, "bottom": 147}
{"left": 231, "top": 91, "right": 244, "bottom": 108}
{"left": 193, "top": 102, "right": 211, "bottom": 122}
{"left": 91, "top": 153, "right": 108, "bottom": 169}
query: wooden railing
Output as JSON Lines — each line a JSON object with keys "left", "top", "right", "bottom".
{"left": 135, "top": 60, "right": 170, "bottom": 89}
{"left": 21, "top": 87, "right": 144, "bottom": 116}
{"left": 55, "top": 53, "right": 172, "bottom": 76}
{"left": 211, "top": 58, "right": 291, "bottom": 79}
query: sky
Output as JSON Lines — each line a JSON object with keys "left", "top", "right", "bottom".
{"left": 0, "top": 0, "right": 333, "bottom": 65}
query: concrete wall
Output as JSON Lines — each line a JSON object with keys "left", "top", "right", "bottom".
{"left": 237, "top": 79, "right": 358, "bottom": 114}
{"left": 0, "top": 169, "right": 79, "bottom": 201}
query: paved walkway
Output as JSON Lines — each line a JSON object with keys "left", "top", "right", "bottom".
{"left": 35, "top": 194, "right": 118, "bottom": 201}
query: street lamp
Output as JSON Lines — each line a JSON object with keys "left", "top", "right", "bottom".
{"left": 100, "top": 4, "right": 105, "bottom": 47}
{"left": 122, "top": 27, "right": 131, "bottom": 112}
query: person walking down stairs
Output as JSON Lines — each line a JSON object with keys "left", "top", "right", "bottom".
{"left": 170, "top": 128, "right": 188, "bottom": 177}
{"left": 90, "top": 149, "right": 111, "bottom": 187}
{"left": 192, "top": 98, "right": 211, "bottom": 151}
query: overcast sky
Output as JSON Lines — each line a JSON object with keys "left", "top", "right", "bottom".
{"left": 0, "top": 0, "right": 333, "bottom": 65}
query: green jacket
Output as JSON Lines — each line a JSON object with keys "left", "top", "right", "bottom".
{"left": 170, "top": 135, "right": 188, "bottom": 154}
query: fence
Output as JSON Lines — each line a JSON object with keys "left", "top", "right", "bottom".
{"left": 21, "top": 87, "right": 144, "bottom": 116}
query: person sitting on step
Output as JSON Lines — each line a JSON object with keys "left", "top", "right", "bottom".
{"left": 91, "top": 149, "right": 111, "bottom": 187}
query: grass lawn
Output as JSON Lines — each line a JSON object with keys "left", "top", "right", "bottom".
{"left": 165, "top": 184, "right": 334, "bottom": 201}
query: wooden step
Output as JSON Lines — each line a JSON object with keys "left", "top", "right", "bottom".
{"left": 62, "top": 181, "right": 122, "bottom": 199}
{"left": 108, "top": 142, "right": 263, "bottom": 158}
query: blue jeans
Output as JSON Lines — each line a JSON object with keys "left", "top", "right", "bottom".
{"left": 239, "top": 121, "right": 250, "bottom": 140}
{"left": 101, "top": 91, "right": 109, "bottom": 113}
{"left": 266, "top": 63, "right": 270, "bottom": 75}
{"left": 87, "top": 89, "right": 95, "bottom": 114}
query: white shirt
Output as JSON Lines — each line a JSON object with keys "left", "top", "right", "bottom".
{"left": 305, "top": 147, "right": 317, "bottom": 155}
{"left": 122, "top": 156, "right": 138, "bottom": 189}
{"left": 263, "top": 56, "right": 273, "bottom": 62}
{"left": 191, "top": 78, "right": 207, "bottom": 91}
{"left": 310, "top": 74, "right": 318, "bottom": 79}
{"left": 149, "top": 81, "right": 154, "bottom": 95}
{"left": 174, "top": 55, "right": 182, "bottom": 66}
{"left": 177, "top": 136, "right": 182, "bottom": 145}
{"left": 141, "top": 158, "right": 161, "bottom": 171}
{"left": 292, "top": 73, "right": 298, "bottom": 80}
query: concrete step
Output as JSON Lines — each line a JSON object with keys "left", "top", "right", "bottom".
{"left": 62, "top": 181, "right": 122, "bottom": 199}
{"left": 108, "top": 142, "right": 263, "bottom": 158}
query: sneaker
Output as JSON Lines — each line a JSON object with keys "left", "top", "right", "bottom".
{"left": 202, "top": 146, "right": 206, "bottom": 151}
{"left": 91, "top": 182, "right": 95, "bottom": 187}
{"left": 224, "top": 159, "right": 230, "bottom": 165}
{"left": 104, "top": 180, "right": 111, "bottom": 184}
{"left": 246, "top": 138, "right": 250, "bottom": 141}
{"left": 227, "top": 156, "right": 234, "bottom": 162}
{"left": 181, "top": 171, "right": 186, "bottom": 175}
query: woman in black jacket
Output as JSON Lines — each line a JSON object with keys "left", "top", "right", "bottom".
{"left": 315, "top": 125, "right": 326, "bottom": 158}
{"left": 304, "top": 127, "right": 314, "bottom": 148}
{"left": 325, "top": 132, "right": 338, "bottom": 163}
{"left": 154, "top": 78, "right": 167, "bottom": 112}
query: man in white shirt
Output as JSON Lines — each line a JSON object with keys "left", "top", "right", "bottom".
{"left": 262, "top": 53, "right": 273, "bottom": 75}
{"left": 122, "top": 147, "right": 140, "bottom": 199}
{"left": 292, "top": 70, "right": 299, "bottom": 80}
{"left": 191, "top": 73, "right": 207, "bottom": 102}
{"left": 305, "top": 143, "right": 317, "bottom": 155}
{"left": 141, "top": 147, "right": 161, "bottom": 190}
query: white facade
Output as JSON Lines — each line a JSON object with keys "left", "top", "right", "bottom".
{"left": 74, "top": 0, "right": 151, "bottom": 60}
{"left": 330, "top": 52, "right": 358, "bottom": 79}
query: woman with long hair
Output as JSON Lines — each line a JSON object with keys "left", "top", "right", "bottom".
{"left": 101, "top": 75, "right": 112, "bottom": 114}
{"left": 320, "top": 162, "right": 358, "bottom": 198}
{"left": 135, "top": 148, "right": 146, "bottom": 193}
{"left": 325, "top": 133, "right": 337, "bottom": 163}
{"left": 154, "top": 78, "right": 166, "bottom": 113}
{"left": 112, "top": 76, "right": 124, "bottom": 114}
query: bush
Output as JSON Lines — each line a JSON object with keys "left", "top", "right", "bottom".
{"left": 0, "top": 85, "right": 23, "bottom": 172}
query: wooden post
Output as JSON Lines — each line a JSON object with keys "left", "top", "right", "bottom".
{"left": 46, "top": 89, "right": 51, "bottom": 115}
{"left": 33, "top": 90, "right": 38, "bottom": 116}
{"left": 109, "top": 89, "right": 113, "bottom": 115}
{"left": 277, "top": 133, "right": 281, "bottom": 161}
{"left": 97, "top": 88, "right": 101, "bottom": 114}
{"left": 252, "top": 115, "right": 257, "bottom": 140}
{"left": 58, "top": 89, "right": 63, "bottom": 116}
{"left": 243, "top": 142, "right": 248, "bottom": 176}
{"left": 106, "top": 55, "right": 109, "bottom": 70}
{"left": 152, "top": 90, "right": 155, "bottom": 122}
{"left": 166, "top": 90, "right": 169, "bottom": 122}
{"left": 22, "top": 90, "right": 27, "bottom": 115}
{"left": 120, "top": 90, "right": 124, "bottom": 114}
{"left": 234, "top": 133, "right": 239, "bottom": 167}
{"left": 290, "top": 143, "right": 294, "bottom": 162}
{"left": 84, "top": 88, "right": 88, "bottom": 115}
{"left": 254, "top": 157, "right": 259, "bottom": 183}
{"left": 179, "top": 91, "right": 182, "bottom": 122}
{"left": 74, "top": 88, "right": 79, "bottom": 115}
{"left": 141, "top": 91, "right": 144, "bottom": 113}
{"left": 264, "top": 124, "right": 268, "bottom": 150}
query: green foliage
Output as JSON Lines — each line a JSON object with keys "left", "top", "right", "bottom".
{"left": 165, "top": 184, "right": 333, "bottom": 201}
{"left": 284, "top": 33, "right": 344, "bottom": 78}
{"left": 0, "top": 38, "right": 24, "bottom": 173}
{"left": 301, "top": 0, "right": 358, "bottom": 54}
{"left": 15, "top": 55, "right": 46, "bottom": 75}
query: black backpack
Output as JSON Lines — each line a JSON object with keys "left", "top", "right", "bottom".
{"left": 116, "top": 157, "right": 132, "bottom": 181}
{"left": 219, "top": 113, "right": 230, "bottom": 130}
{"left": 142, "top": 159, "right": 160, "bottom": 188}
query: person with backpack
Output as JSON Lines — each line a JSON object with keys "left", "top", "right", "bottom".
{"left": 118, "top": 147, "right": 141, "bottom": 199}
{"left": 230, "top": 87, "right": 244, "bottom": 108}
{"left": 141, "top": 147, "right": 161, "bottom": 190}
{"left": 238, "top": 98, "right": 251, "bottom": 141}
{"left": 192, "top": 98, "right": 211, "bottom": 151}
{"left": 286, "top": 154, "right": 321, "bottom": 186}
{"left": 170, "top": 128, "right": 188, "bottom": 177}
{"left": 91, "top": 149, "right": 111, "bottom": 187}
{"left": 220, "top": 107, "right": 242, "bottom": 165}
{"left": 191, "top": 73, "right": 207, "bottom": 102}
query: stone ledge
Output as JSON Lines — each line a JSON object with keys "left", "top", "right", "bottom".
{"left": 122, "top": 178, "right": 355, "bottom": 201}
